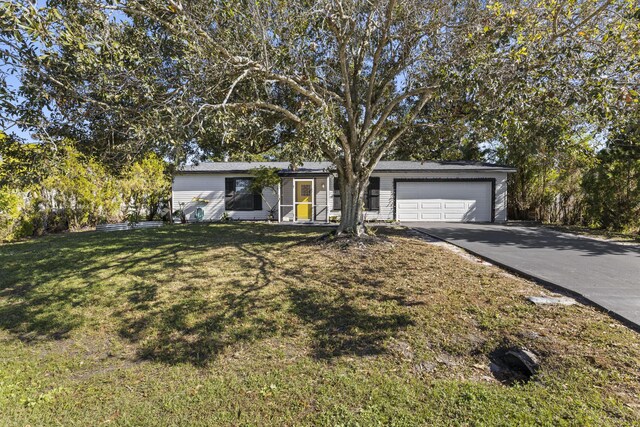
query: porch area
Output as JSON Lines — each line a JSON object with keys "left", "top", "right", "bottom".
{"left": 278, "top": 175, "right": 330, "bottom": 223}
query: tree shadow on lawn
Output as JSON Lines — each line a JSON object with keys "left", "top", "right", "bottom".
{"left": 0, "top": 224, "right": 309, "bottom": 342}
{"left": 287, "top": 287, "right": 413, "bottom": 360}
{"left": 116, "top": 240, "right": 414, "bottom": 366}
{"left": 116, "top": 243, "right": 288, "bottom": 366}
{"left": 0, "top": 223, "right": 415, "bottom": 366}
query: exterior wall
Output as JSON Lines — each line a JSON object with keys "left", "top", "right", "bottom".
{"left": 172, "top": 174, "right": 278, "bottom": 221}
{"left": 173, "top": 170, "right": 509, "bottom": 223}
{"left": 314, "top": 177, "right": 329, "bottom": 222}
{"left": 329, "top": 171, "right": 509, "bottom": 222}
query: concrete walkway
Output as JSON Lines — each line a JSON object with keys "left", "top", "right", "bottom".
{"left": 407, "top": 223, "right": 640, "bottom": 330}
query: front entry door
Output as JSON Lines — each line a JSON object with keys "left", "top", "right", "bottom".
{"left": 295, "top": 181, "right": 313, "bottom": 221}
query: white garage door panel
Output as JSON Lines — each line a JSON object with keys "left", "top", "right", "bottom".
{"left": 398, "top": 203, "right": 419, "bottom": 214}
{"left": 421, "top": 212, "right": 442, "bottom": 220}
{"left": 397, "top": 181, "right": 492, "bottom": 222}
{"left": 445, "top": 202, "right": 465, "bottom": 209}
{"left": 421, "top": 202, "right": 442, "bottom": 209}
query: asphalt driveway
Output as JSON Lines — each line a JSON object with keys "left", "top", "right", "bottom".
{"left": 407, "top": 222, "right": 640, "bottom": 330}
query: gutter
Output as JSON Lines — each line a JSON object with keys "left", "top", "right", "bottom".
{"left": 176, "top": 168, "right": 517, "bottom": 175}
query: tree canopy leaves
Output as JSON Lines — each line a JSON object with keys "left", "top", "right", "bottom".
{"left": 1, "top": 0, "right": 638, "bottom": 233}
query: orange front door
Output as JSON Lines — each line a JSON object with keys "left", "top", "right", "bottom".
{"left": 295, "top": 181, "right": 313, "bottom": 220}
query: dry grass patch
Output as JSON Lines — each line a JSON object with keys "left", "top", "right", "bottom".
{"left": 1, "top": 223, "right": 639, "bottom": 425}
{"left": 542, "top": 223, "right": 640, "bottom": 244}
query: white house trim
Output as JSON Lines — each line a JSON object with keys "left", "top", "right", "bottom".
{"left": 171, "top": 161, "right": 516, "bottom": 223}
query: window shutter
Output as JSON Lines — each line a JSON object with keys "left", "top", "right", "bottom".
{"left": 366, "top": 177, "right": 380, "bottom": 211}
{"left": 333, "top": 177, "right": 341, "bottom": 211}
{"left": 225, "top": 178, "right": 235, "bottom": 210}
{"left": 253, "top": 191, "right": 262, "bottom": 211}
{"left": 369, "top": 177, "right": 380, "bottom": 191}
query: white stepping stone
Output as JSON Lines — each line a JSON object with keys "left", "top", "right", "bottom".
{"left": 527, "top": 296, "right": 577, "bottom": 306}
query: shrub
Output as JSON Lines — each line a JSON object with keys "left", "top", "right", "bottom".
{"left": 0, "top": 187, "right": 23, "bottom": 241}
{"left": 121, "top": 153, "right": 170, "bottom": 221}
{"left": 0, "top": 140, "right": 171, "bottom": 242}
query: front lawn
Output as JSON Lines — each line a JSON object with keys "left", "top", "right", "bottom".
{"left": 1, "top": 224, "right": 638, "bottom": 425}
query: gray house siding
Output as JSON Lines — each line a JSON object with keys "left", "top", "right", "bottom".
{"left": 172, "top": 162, "right": 513, "bottom": 223}
{"left": 314, "top": 177, "right": 329, "bottom": 222}
{"left": 328, "top": 171, "right": 509, "bottom": 222}
{"left": 172, "top": 174, "right": 278, "bottom": 221}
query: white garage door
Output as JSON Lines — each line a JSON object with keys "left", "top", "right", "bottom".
{"left": 396, "top": 181, "right": 492, "bottom": 222}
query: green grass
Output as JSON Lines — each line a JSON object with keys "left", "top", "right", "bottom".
{"left": 1, "top": 224, "right": 639, "bottom": 426}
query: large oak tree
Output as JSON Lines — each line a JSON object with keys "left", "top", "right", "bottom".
{"left": 2, "top": 0, "right": 638, "bottom": 234}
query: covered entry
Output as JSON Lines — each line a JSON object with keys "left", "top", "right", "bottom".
{"left": 396, "top": 180, "right": 494, "bottom": 222}
{"left": 295, "top": 180, "right": 313, "bottom": 221}
{"left": 278, "top": 174, "right": 329, "bottom": 223}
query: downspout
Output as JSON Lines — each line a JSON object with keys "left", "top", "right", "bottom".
{"left": 326, "top": 175, "right": 330, "bottom": 224}
{"left": 277, "top": 180, "right": 281, "bottom": 222}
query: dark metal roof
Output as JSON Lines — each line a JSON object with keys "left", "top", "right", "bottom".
{"left": 178, "top": 161, "right": 330, "bottom": 174}
{"left": 177, "top": 161, "right": 516, "bottom": 174}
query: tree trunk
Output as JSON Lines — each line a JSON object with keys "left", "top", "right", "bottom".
{"left": 336, "top": 174, "right": 368, "bottom": 237}
{"left": 147, "top": 200, "right": 157, "bottom": 221}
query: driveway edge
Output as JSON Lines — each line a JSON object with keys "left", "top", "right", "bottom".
{"left": 411, "top": 227, "right": 640, "bottom": 334}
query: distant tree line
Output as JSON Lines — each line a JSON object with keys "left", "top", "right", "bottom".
{"left": 489, "top": 113, "right": 639, "bottom": 231}
{"left": 0, "top": 134, "right": 171, "bottom": 242}
{"left": 0, "top": 0, "right": 638, "bottom": 236}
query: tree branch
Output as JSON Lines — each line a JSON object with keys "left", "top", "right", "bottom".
{"left": 363, "top": 0, "right": 395, "bottom": 133}
{"left": 366, "top": 90, "right": 434, "bottom": 171}
{"left": 187, "top": 102, "right": 303, "bottom": 126}
{"left": 363, "top": 86, "right": 438, "bottom": 149}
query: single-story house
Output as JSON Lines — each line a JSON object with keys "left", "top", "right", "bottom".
{"left": 172, "top": 161, "right": 516, "bottom": 223}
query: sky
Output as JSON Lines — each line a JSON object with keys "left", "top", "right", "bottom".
{"left": 1, "top": 1, "right": 44, "bottom": 141}
{"left": 2, "top": 72, "right": 33, "bottom": 142}
{"left": 2, "top": 0, "right": 130, "bottom": 143}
